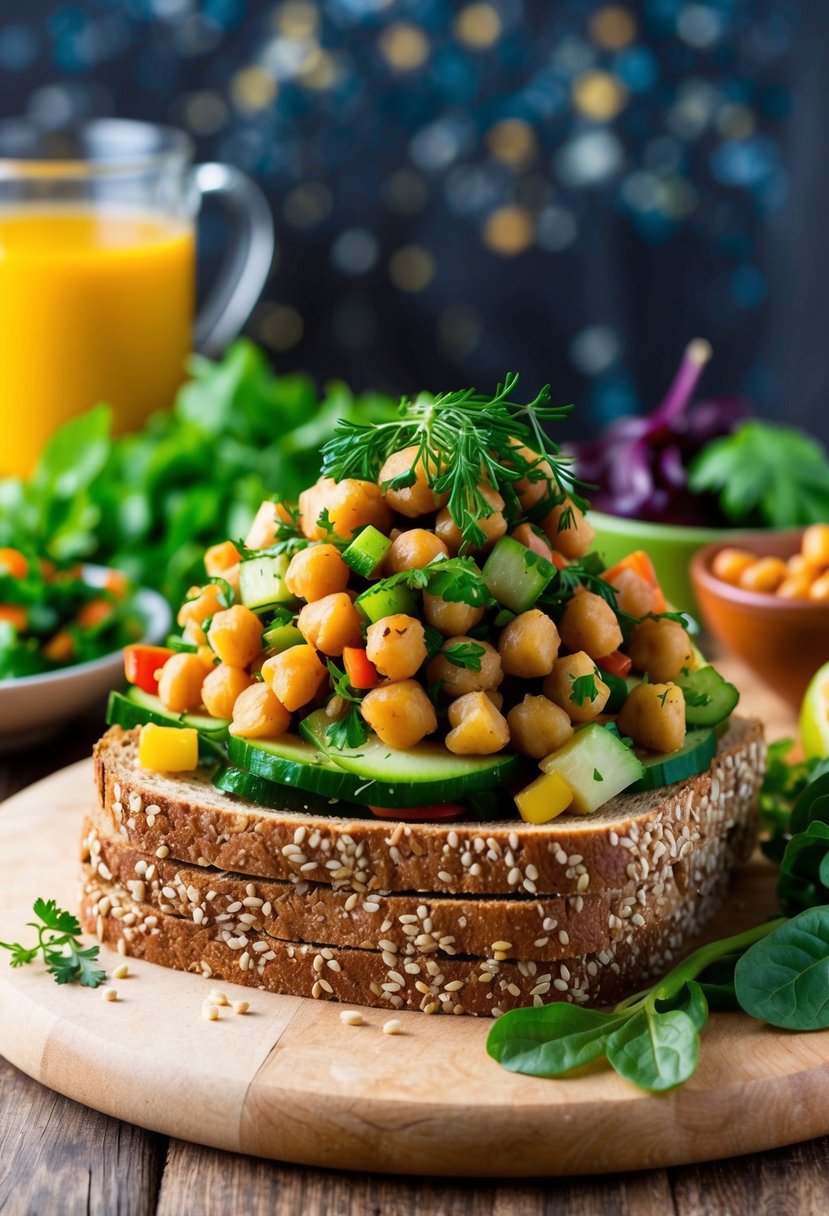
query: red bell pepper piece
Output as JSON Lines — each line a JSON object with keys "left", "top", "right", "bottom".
{"left": 342, "top": 646, "right": 380, "bottom": 689}
{"left": 369, "top": 803, "right": 466, "bottom": 822}
{"left": 597, "top": 650, "right": 633, "bottom": 678}
{"left": 602, "top": 550, "right": 667, "bottom": 613}
{"left": 124, "top": 644, "right": 175, "bottom": 696}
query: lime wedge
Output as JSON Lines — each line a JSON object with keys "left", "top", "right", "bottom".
{"left": 800, "top": 661, "right": 829, "bottom": 758}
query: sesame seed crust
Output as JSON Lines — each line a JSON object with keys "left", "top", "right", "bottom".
{"left": 93, "top": 721, "right": 765, "bottom": 898}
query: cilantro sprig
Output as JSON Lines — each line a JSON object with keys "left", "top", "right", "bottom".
{"left": 324, "top": 661, "right": 370, "bottom": 751}
{"left": 320, "top": 374, "right": 586, "bottom": 549}
{"left": 0, "top": 898, "right": 106, "bottom": 987}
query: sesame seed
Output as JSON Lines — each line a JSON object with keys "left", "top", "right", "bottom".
{"left": 112, "top": 963, "right": 129, "bottom": 980}
{"left": 202, "top": 1002, "right": 219, "bottom": 1021}
{"left": 155, "top": 846, "right": 169, "bottom": 859}
{"left": 209, "top": 990, "right": 229, "bottom": 1005}
{"left": 553, "top": 979, "right": 569, "bottom": 992}
{"left": 340, "top": 1009, "right": 364, "bottom": 1026}
{"left": 491, "top": 940, "right": 512, "bottom": 952}
{"left": 383, "top": 1019, "right": 403, "bottom": 1035}
{"left": 233, "top": 1000, "right": 250, "bottom": 1015}
{"left": 102, "top": 987, "right": 118, "bottom": 1002}
{"left": 437, "top": 870, "right": 453, "bottom": 884}
{"left": 507, "top": 868, "right": 521, "bottom": 886}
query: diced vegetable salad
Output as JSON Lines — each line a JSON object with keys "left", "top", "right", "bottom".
{"left": 0, "top": 548, "right": 143, "bottom": 679}
{"left": 110, "top": 376, "right": 739, "bottom": 822}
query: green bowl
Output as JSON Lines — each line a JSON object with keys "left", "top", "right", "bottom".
{"left": 587, "top": 511, "right": 766, "bottom": 616}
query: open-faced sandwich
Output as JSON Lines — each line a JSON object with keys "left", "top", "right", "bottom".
{"left": 82, "top": 376, "right": 765, "bottom": 1016}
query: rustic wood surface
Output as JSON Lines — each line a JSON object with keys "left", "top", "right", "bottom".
{"left": 0, "top": 666, "right": 826, "bottom": 1215}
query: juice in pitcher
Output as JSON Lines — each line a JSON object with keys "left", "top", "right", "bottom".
{"left": 0, "top": 206, "right": 195, "bottom": 478}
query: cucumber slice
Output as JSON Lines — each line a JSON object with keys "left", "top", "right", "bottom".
{"left": 299, "top": 708, "right": 518, "bottom": 806}
{"left": 239, "top": 555, "right": 293, "bottom": 612}
{"left": 482, "top": 537, "right": 557, "bottom": 613}
{"left": 630, "top": 727, "right": 718, "bottom": 791}
{"left": 355, "top": 582, "right": 417, "bottom": 623}
{"left": 262, "top": 622, "right": 304, "bottom": 652}
{"left": 342, "top": 526, "right": 392, "bottom": 578}
{"left": 539, "top": 723, "right": 646, "bottom": 814}
{"left": 676, "top": 666, "right": 739, "bottom": 728}
{"left": 106, "top": 692, "right": 227, "bottom": 760}
{"left": 212, "top": 765, "right": 369, "bottom": 819}
{"left": 124, "top": 687, "right": 229, "bottom": 736}
{"left": 226, "top": 733, "right": 365, "bottom": 799}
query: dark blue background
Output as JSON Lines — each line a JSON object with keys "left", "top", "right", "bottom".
{"left": 1, "top": 0, "right": 824, "bottom": 441}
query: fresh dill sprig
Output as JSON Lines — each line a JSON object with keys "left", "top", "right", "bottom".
{"left": 320, "top": 374, "right": 586, "bottom": 548}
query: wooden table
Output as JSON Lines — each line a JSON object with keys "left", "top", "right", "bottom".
{"left": 2, "top": 669, "right": 828, "bottom": 1216}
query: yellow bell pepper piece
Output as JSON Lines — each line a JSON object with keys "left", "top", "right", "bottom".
{"left": 514, "top": 769, "right": 574, "bottom": 825}
{"left": 138, "top": 723, "right": 199, "bottom": 773}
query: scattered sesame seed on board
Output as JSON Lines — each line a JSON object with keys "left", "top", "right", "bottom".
{"left": 112, "top": 963, "right": 129, "bottom": 980}
{"left": 202, "top": 1002, "right": 219, "bottom": 1022}
{"left": 383, "top": 1019, "right": 403, "bottom": 1035}
{"left": 232, "top": 1000, "right": 249, "bottom": 1015}
{"left": 340, "top": 1010, "right": 364, "bottom": 1026}
{"left": 101, "top": 987, "right": 118, "bottom": 1002}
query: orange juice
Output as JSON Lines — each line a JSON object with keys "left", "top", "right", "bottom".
{"left": 0, "top": 207, "right": 195, "bottom": 477}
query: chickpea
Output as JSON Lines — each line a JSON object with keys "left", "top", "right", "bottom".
{"left": 365, "top": 614, "right": 427, "bottom": 681}
{"left": 788, "top": 553, "right": 822, "bottom": 578}
{"left": 617, "top": 682, "right": 686, "bottom": 754}
{"left": 810, "top": 573, "right": 829, "bottom": 601}
{"left": 157, "top": 654, "right": 208, "bottom": 714}
{"left": 379, "top": 446, "right": 448, "bottom": 517}
{"left": 207, "top": 605, "right": 263, "bottom": 669}
{"left": 177, "top": 582, "right": 226, "bottom": 646}
{"left": 245, "top": 500, "right": 293, "bottom": 550}
{"left": 427, "top": 637, "right": 503, "bottom": 699}
{"left": 386, "top": 529, "right": 448, "bottom": 573}
{"left": 802, "top": 524, "right": 829, "bottom": 567}
{"left": 445, "top": 692, "right": 510, "bottom": 756}
{"left": 510, "top": 443, "right": 557, "bottom": 512}
{"left": 628, "top": 618, "right": 693, "bottom": 683}
{"left": 299, "top": 477, "right": 391, "bottom": 542}
{"left": 360, "top": 679, "right": 437, "bottom": 749}
{"left": 201, "top": 664, "right": 254, "bottom": 720}
{"left": 285, "top": 543, "right": 350, "bottom": 602}
{"left": 738, "top": 557, "right": 788, "bottom": 594}
{"left": 605, "top": 566, "right": 654, "bottom": 619}
{"left": 204, "top": 540, "right": 241, "bottom": 579}
{"left": 559, "top": 591, "right": 623, "bottom": 660}
{"left": 422, "top": 593, "right": 484, "bottom": 637}
{"left": 507, "top": 695, "right": 573, "bottom": 760}
{"left": 261, "top": 644, "right": 327, "bottom": 711}
{"left": 541, "top": 496, "right": 595, "bottom": 560}
{"left": 498, "top": 609, "right": 560, "bottom": 678}
{"left": 298, "top": 592, "right": 363, "bottom": 655}
{"left": 435, "top": 486, "right": 506, "bottom": 553}
{"left": 711, "top": 547, "right": 756, "bottom": 586}
{"left": 485, "top": 690, "right": 504, "bottom": 711}
{"left": 778, "top": 574, "right": 812, "bottom": 599}
{"left": 230, "top": 683, "right": 291, "bottom": 741}
{"left": 510, "top": 523, "right": 554, "bottom": 561}
{"left": 543, "top": 652, "right": 610, "bottom": 723}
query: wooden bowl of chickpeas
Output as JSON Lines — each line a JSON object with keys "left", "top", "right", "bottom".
{"left": 691, "top": 526, "right": 829, "bottom": 707}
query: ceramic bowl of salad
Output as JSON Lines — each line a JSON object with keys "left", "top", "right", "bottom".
{"left": 570, "top": 339, "right": 829, "bottom": 616}
{"left": 0, "top": 557, "right": 171, "bottom": 748}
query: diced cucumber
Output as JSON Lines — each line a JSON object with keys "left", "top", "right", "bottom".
{"left": 106, "top": 692, "right": 227, "bottom": 760}
{"left": 602, "top": 670, "right": 629, "bottom": 714}
{"left": 124, "top": 687, "right": 229, "bottom": 736}
{"left": 539, "top": 723, "right": 646, "bottom": 814}
{"left": 676, "top": 666, "right": 739, "bottom": 728}
{"left": 166, "top": 634, "right": 198, "bottom": 653}
{"left": 355, "top": 581, "right": 417, "bottom": 623}
{"left": 342, "top": 526, "right": 392, "bottom": 578}
{"left": 239, "top": 555, "right": 293, "bottom": 612}
{"left": 629, "top": 727, "right": 717, "bottom": 791}
{"left": 212, "top": 765, "right": 368, "bottom": 818}
{"left": 482, "top": 537, "right": 557, "bottom": 613}
{"left": 263, "top": 622, "right": 304, "bottom": 652}
{"left": 226, "top": 733, "right": 365, "bottom": 799}
{"left": 300, "top": 708, "right": 518, "bottom": 807}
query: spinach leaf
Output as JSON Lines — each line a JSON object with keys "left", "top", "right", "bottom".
{"left": 486, "top": 1004, "right": 627, "bottom": 1077}
{"left": 605, "top": 1006, "right": 700, "bottom": 1093}
{"left": 734, "top": 907, "right": 829, "bottom": 1030}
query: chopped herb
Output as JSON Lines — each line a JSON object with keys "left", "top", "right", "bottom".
{"left": 326, "top": 704, "right": 369, "bottom": 751}
{"left": 593, "top": 768, "right": 604, "bottom": 782}
{"left": 316, "top": 506, "right": 334, "bottom": 534}
{"left": 656, "top": 689, "right": 670, "bottom": 707}
{"left": 570, "top": 672, "right": 600, "bottom": 706}
{"left": 207, "top": 576, "right": 235, "bottom": 609}
{"left": 494, "top": 608, "right": 516, "bottom": 628}
{"left": 365, "top": 556, "right": 496, "bottom": 610}
{"left": 683, "top": 689, "right": 712, "bottom": 708}
{"left": 442, "top": 641, "right": 486, "bottom": 671}
{"left": 326, "top": 660, "right": 362, "bottom": 704}
{"left": 0, "top": 898, "right": 106, "bottom": 987}
{"left": 424, "top": 625, "right": 444, "bottom": 657}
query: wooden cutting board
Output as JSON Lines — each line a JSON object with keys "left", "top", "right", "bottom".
{"left": 2, "top": 749, "right": 829, "bottom": 1178}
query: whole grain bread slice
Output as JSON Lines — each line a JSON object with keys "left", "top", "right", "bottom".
{"left": 80, "top": 828, "right": 739, "bottom": 1016}
{"left": 93, "top": 720, "right": 764, "bottom": 896}
{"left": 82, "top": 814, "right": 754, "bottom": 963}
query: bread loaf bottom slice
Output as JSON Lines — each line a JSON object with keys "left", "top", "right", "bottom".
{"left": 82, "top": 813, "right": 754, "bottom": 964}
{"left": 93, "top": 719, "right": 764, "bottom": 897}
{"left": 80, "top": 831, "right": 742, "bottom": 1016}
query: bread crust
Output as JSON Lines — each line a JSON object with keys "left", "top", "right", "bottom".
{"left": 93, "top": 720, "right": 765, "bottom": 897}
{"left": 82, "top": 816, "right": 754, "bottom": 963}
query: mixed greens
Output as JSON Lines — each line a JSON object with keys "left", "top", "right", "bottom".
{"left": 488, "top": 742, "right": 829, "bottom": 1092}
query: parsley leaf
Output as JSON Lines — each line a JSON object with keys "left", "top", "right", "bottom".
{"left": 570, "top": 672, "right": 600, "bottom": 706}
{"left": 593, "top": 768, "right": 604, "bottom": 782}
{"left": 326, "top": 660, "right": 361, "bottom": 704}
{"left": 207, "top": 576, "right": 235, "bottom": 609}
{"left": 442, "top": 641, "right": 486, "bottom": 671}
{"left": 683, "top": 688, "right": 712, "bottom": 708}
{"left": 0, "top": 898, "right": 106, "bottom": 987}
{"left": 326, "top": 704, "right": 369, "bottom": 751}
{"left": 656, "top": 689, "right": 670, "bottom": 707}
